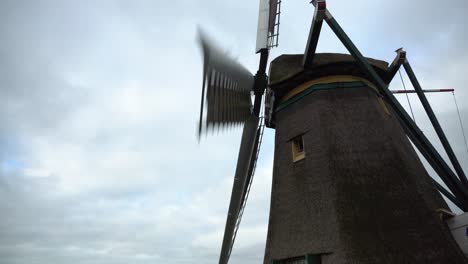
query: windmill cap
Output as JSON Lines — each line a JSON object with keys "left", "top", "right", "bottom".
{"left": 269, "top": 53, "right": 389, "bottom": 102}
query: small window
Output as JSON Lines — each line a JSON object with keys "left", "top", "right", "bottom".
{"left": 291, "top": 135, "right": 305, "bottom": 162}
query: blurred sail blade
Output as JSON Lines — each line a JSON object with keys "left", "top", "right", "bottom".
{"left": 218, "top": 115, "right": 260, "bottom": 264}
{"left": 206, "top": 69, "right": 215, "bottom": 130}
{"left": 197, "top": 30, "right": 254, "bottom": 136}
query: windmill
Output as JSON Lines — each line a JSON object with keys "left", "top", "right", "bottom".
{"left": 197, "top": 1, "right": 468, "bottom": 263}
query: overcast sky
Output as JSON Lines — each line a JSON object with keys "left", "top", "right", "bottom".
{"left": 1, "top": 0, "right": 468, "bottom": 263}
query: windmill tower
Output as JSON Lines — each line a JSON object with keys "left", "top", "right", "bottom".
{"left": 197, "top": 1, "right": 468, "bottom": 263}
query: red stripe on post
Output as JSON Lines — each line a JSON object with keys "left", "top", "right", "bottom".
{"left": 317, "top": 1, "right": 326, "bottom": 10}
{"left": 392, "top": 89, "right": 454, "bottom": 94}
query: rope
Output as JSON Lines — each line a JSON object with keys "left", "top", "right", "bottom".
{"left": 398, "top": 69, "right": 416, "bottom": 122}
{"left": 452, "top": 91, "right": 468, "bottom": 155}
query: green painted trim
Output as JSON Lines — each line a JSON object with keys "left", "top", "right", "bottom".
{"left": 275, "top": 81, "right": 371, "bottom": 113}
{"left": 306, "top": 254, "right": 321, "bottom": 264}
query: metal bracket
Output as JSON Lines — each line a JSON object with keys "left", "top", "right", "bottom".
{"left": 385, "top": 48, "right": 406, "bottom": 83}
{"left": 436, "top": 208, "right": 456, "bottom": 221}
{"left": 265, "top": 87, "right": 276, "bottom": 128}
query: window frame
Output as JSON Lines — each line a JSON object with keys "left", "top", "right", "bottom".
{"left": 291, "top": 134, "right": 306, "bottom": 162}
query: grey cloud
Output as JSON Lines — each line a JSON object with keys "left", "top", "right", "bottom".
{"left": 1, "top": 0, "right": 468, "bottom": 263}
{"left": 0, "top": 169, "right": 238, "bottom": 264}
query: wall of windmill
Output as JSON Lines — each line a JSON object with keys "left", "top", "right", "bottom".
{"left": 264, "top": 80, "right": 466, "bottom": 262}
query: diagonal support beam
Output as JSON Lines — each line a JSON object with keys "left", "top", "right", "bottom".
{"left": 399, "top": 114, "right": 468, "bottom": 211}
{"left": 303, "top": 0, "right": 326, "bottom": 68}
{"left": 324, "top": 10, "right": 468, "bottom": 211}
{"left": 403, "top": 59, "right": 468, "bottom": 187}
{"left": 432, "top": 178, "right": 464, "bottom": 210}
{"left": 386, "top": 48, "right": 406, "bottom": 84}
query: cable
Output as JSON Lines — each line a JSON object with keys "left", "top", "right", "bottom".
{"left": 399, "top": 69, "right": 416, "bottom": 122}
{"left": 453, "top": 91, "right": 468, "bottom": 155}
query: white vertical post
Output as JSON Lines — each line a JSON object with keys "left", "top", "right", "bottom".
{"left": 255, "top": 0, "right": 270, "bottom": 53}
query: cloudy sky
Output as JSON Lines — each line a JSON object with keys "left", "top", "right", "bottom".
{"left": 1, "top": 0, "right": 468, "bottom": 263}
